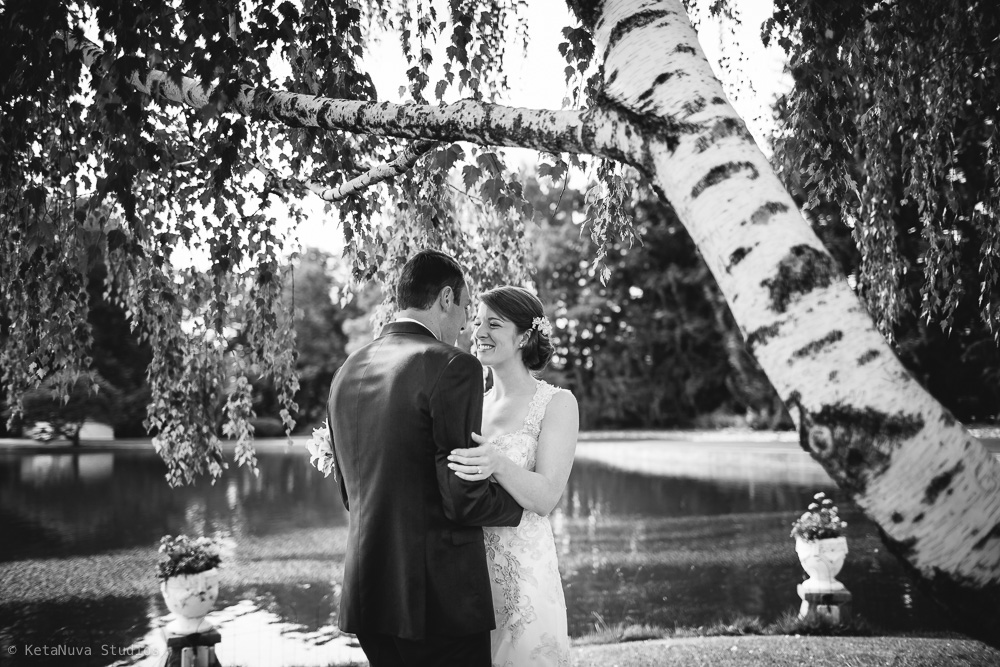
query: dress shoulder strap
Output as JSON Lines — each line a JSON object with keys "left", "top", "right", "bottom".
{"left": 523, "top": 381, "right": 561, "bottom": 439}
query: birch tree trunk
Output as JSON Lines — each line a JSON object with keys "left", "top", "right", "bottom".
{"left": 60, "top": 0, "right": 1000, "bottom": 641}
{"left": 587, "top": 0, "right": 1000, "bottom": 640}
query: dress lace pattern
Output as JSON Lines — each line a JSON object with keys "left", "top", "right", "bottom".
{"left": 484, "top": 381, "right": 571, "bottom": 667}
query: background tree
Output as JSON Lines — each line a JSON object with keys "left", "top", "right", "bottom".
{"left": 2, "top": 261, "right": 151, "bottom": 439}
{"left": 283, "top": 248, "right": 352, "bottom": 429}
{"left": 87, "top": 263, "right": 153, "bottom": 437}
{"left": 18, "top": 372, "right": 119, "bottom": 446}
{"left": 2, "top": 0, "right": 999, "bottom": 640}
{"left": 250, "top": 247, "right": 359, "bottom": 432}
{"left": 524, "top": 173, "right": 788, "bottom": 429}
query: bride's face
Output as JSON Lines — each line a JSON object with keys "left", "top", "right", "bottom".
{"left": 472, "top": 303, "right": 525, "bottom": 367}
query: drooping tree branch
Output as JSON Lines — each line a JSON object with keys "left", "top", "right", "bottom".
{"left": 248, "top": 156, "right": 307, "bottom": 199}
{"left": 250, "top": 139, "right": 437, "bottom": 202}
{"left": 324, "top": 140, "right": 438, "bottom": 202}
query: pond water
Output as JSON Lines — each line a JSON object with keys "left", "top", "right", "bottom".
{"left": 0, "top": 440, "right": 955, "bottom": 666}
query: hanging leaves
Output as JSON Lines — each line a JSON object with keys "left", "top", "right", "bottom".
{"left": 584, "top": 160, "right": 639, "bottom": 284}
{"left": 765, "top": 0, "right": 1000, "bottom": 341}
{"left": 0, "top": 0, "right": 629, "bottom": 484}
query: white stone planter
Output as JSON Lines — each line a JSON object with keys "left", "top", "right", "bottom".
{"left": 160, "top": 568, "right": 219, "bottom": 634}
{"left": 795, "top": 536, "right": 848, "bottom": 594}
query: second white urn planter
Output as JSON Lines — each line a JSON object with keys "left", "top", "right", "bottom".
{"left": 795, "top": 536, "right": 848, "bottom": 594}
{"left": 160, "top": 568, "right": 220, "bottom": 634}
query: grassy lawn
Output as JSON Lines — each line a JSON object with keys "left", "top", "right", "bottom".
{"left": 572, "top": 635, "right": 1000, "bottom": 666}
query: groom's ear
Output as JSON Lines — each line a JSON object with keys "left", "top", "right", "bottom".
{"left": 436, "top": 285, "right": 454, "bottom": 310}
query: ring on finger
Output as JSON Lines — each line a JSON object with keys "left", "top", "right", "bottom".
{"left": 477, "top": 466, "right": 482, "bottom": 474}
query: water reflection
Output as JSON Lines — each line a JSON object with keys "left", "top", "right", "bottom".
{"left": 19, "top": 453, "right": 114, "bottom": 486}
{"left": 0, "top": 444, "right": 956, "bottom": 666}
{"left": 114, "top": 598, "right": 366, "bottom": 667}
{"left": 0, "top": 596, "right": 149, "bottom": 667}
{"left": 0, "top": 449, "right": 347, "bottom": 563}
{"left": 562, "top": 463, "right": 829, "bottom": 518}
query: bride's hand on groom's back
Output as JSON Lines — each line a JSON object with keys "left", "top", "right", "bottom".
{"left": 448, "top": 433, "right": 503, "bottom": 481}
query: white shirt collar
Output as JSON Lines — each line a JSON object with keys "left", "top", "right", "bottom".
{"left": 394, "top": 317, "right": 438, "bottom": 340}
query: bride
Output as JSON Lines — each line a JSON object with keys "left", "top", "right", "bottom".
{"left": 448, "top": 285, "right": 579, "bottom": 667}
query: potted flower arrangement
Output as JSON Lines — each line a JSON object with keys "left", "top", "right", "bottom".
{"left": 791, "top": 492, "right": 849, "bottom": 595}
{"left": 158, "top": 534, "right": 222, "bottom": 634}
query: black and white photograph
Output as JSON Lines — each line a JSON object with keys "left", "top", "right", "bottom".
{"left": 2, "top": 0, "right": 999, "bottom": 665}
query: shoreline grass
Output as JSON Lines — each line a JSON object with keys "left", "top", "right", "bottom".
{"left": 570, "top": 609, "right": 955, "bottom": 646}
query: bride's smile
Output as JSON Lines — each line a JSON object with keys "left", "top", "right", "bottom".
{"left": 472, "top": 304, "right": 523, "bottom": 364}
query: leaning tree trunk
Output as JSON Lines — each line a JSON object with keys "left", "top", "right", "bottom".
{"left": 60, "top": 0, "right": 1000, "bottom": 642}
{"left": 587, "top": 0, "right": 1000, "bottom": 641}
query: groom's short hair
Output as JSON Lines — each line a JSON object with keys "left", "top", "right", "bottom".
{"left": 397, "top": 249, "right": 466, "bottom": 310}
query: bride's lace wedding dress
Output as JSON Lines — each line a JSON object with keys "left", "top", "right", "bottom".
{"left": 483, "top": 381, "right": 571, "bottom": 667}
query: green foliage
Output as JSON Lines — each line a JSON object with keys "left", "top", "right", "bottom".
{"left": 2, "top": 260, "right": 153, "bottom": 439}
{"left": 583, "top": 161, "right": 638, "bottom": 284}
{"left": 156, "top": 534, "right": 222, "bottom": 580}
{"left": 558, "top": 24, "right": 600, "bottom": 107}
{"left": 765, "top": 0, "right": 1000, "bottom": 340}
{"left": 248, "top": 247, "right": 357, "bottom": 430}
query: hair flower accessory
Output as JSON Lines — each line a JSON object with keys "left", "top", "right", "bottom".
{"left": 531, "top": 316, "right": 553, "bottom": 337}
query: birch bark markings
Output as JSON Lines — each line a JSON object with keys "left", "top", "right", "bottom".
{"left": 63, "top": 32, "right": 642, "bottom": 165}
{"left": 592, "top": 0, "right": 1000, "bottom": 629}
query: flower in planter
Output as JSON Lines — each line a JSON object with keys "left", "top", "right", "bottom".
{"left": 157, "top": 534, "right": 222, "bottom": 580}
{"left": 790, "top": 492, "right": 848, "bottom": 541}
{"left": 305, "top": 420, "right": 337, "bottom": 480}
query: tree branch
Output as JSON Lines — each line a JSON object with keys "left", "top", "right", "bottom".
{"left": 247, "top": 156, "right": 307, "bottom": 200}
{"left": 249, "top": 139, "right": 437, "bottom": 203}
{"left": 446, "top": 182, "right": 486, "bottom": 204}
{"left": 59, "top": 31, "right": 638, "bottom": 166}
{"left": 317, "top": 140, "right": 438, "bottom": 202}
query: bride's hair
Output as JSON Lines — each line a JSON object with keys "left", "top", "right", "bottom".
{"left": 480, "top": 286, "right": 554, "bottom": 372}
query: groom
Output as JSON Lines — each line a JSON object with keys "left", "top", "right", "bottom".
{"left": 326, "top": 249, "right": 524, "bottom": 666}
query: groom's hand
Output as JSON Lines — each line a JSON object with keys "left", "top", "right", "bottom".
{"left": 448, "top": 433, "right": 501, "bottom": 481}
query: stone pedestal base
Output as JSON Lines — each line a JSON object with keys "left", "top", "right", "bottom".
{"left": 798, "top": 586, "right": 853, "bottom": 624}
{"left": 158, "top": 628, "right": 222, "bottom": 667}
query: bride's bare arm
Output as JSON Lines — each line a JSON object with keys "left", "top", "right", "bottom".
{"left": 448, "top": 390, "right": 579, "bottom": 516}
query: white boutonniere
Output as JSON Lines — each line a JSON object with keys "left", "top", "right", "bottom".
{"left": 305, "top": 420, "right": 337, "bottom": 479}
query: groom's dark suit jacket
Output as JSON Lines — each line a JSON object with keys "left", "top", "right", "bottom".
{"left": 327, "top": 321, "right": 524, "bottom": 641}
